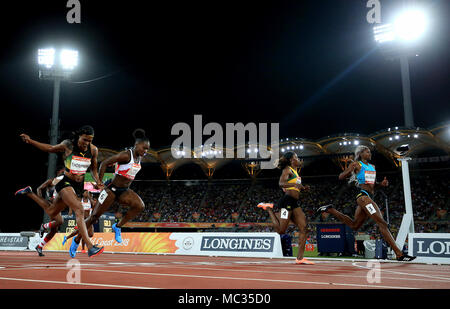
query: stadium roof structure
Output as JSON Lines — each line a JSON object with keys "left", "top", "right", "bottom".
{"left": 98, "top": 122, "right": 449, "bottom": 178}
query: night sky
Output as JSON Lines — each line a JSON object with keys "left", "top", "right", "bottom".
{"left": 2, "top": 0, "right": 449, "bottom": 231}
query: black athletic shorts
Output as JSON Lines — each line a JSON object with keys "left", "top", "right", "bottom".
{"left": 277, "top": 194, "right": 300, "bottom": 212}
{"left": 356, "top": 189, "right": 374, "bottom": 201}
{"left": 104, "top": 179, "right": 129, "bottom": 199}
{"left": 54, "top": 175, "right": 85, "bottom": 198}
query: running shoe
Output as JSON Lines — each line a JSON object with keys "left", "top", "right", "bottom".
{"left": 62, "top": 236, "right": 67, "bottom": 246}
{"left": 88, "top": 245, "right": 104, "bottom": 258}
{"left": 35, "top": 245, "right": 45, "bottom": 257}
{"left": 69, "top": 238, "right": 80, "bottom": 258}
{"left": 295, "top": 258, "right": 315, "bottom": 265}
{"left": 317, "top": 204, "right": 333, "bottom": 214}
{"left": 396, "top": 254, "right": 416, "bottom": 262}
{"left": 257, "top": 203, "right": 274, "bottom": 211}
{"left": 112, "top": 223, "right": 122, "bottom": 243}
{"left": 15, "top": 186, "right": 32, "bottom": 196}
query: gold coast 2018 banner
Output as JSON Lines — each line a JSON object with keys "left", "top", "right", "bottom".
{"left": 45, "top": 233, "right": 179, "bottom": 254}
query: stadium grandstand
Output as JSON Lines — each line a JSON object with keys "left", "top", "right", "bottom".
{"left": 77, "top": 122, "right": 450, "bottom": 244}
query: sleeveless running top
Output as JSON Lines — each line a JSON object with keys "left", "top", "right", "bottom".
{"left": 285, "top": 166, "right": 302, "bottom": 192}
{"left": 64, "top": 142, "right": 92, "bottom": 175}
{"left": 81, "top": 198, "right": 91, "bottom": 211}
{"left": 356, "top": 161, "right": 376, "bottom": 185}
{"left": 114, "top": 148, "right": 142, "bottom": 180}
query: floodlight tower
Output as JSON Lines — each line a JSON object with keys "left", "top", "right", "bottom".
{"left": 37, "top": 48, "right": 78, "bottom": 179}
{"left": 373, "top": 9, "right": 428, "bottom": 128}
{"left": 373, "top": 8, "right": 429, "bottom": 254}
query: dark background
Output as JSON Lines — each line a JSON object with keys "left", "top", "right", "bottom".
{"left": 1, "top": 0, "right": 448, "bottom": 232}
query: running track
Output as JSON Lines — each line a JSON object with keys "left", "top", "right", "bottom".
{"left": 0, "top": 251, "right": 449, "bottom": 289}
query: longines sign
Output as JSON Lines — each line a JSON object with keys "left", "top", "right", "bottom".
{"left": 409, "top": 233, "right": 450, "bottom": 264}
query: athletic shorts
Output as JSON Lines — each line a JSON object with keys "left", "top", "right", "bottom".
{"left": 356, "top": 189, "right": 374, "bottom": 201}
{"left": 55, "top": 175, "right": 84, "bottom": 198}
{"left": 277, "top": 194, "right": 300, "bottom": 212}
{"left": 104, "top": 179, "right": 129, "bottom": 199}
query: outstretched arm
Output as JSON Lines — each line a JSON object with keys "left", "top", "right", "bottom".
{"left": 20, "top": 134, "right": 68, "bottom": 153}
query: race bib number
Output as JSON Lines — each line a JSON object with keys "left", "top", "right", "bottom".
{"left": 364, "top": 171, "right": 376, "bottom": 184}
{"left": 365, "top": 203, "right": 377, "bottom": 215}
{"left": 280, "top": 208, "right": 289, "bottom": 219}
{"left": 98, "top": 190, "right": 108, "bottom": 204}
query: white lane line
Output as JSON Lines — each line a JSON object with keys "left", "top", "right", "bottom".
{"left": 0, "top": 277, "right": 156, "bottom": 289}
{"left": 352, "top": 262, "right": 450, "bottom": 281}
{"left": 79, "top": 268, "right": 417, "bottom": 289}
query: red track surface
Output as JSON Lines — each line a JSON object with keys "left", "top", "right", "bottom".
{"left": 0, "top": 251, "right": 449, "bottom": 289}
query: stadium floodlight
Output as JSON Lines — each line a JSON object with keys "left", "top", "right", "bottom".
{"left": 373, "top": 8, "right": 429, "bottom": 129}
{"left": 60, "top": 49, "right": 78, "bottom": 70}
{"left": 394, "top": 10, "right": 427, "bottom": 41}
{"left": 373, "top": 9, "right": 427, "bottom": 44}
{"left": 37, "top": 46, "right": 80, "bottom": 185}
{"left": 38, "top": 48, "right": 55, "bottom": 68}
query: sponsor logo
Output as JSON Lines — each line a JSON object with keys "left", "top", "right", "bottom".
{"left": 320, "top": 235, "right": 341, "bottom": 239}
{"left": 183, "top": 237, "right": 194, "bottom": 250}
{"left": 201, "top": 236, "right": 274, "bottom": 252}
{"left": 413, "top": 238, "right": 450, "bottom": 258}
{"left": 0, "top": 236, "right": 28, "bottom": 247}
{"left": 320, "top": 228, "right": 341, "bottom": 233}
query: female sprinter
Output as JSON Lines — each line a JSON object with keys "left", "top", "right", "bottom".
{"left": 257, "top": 151, "right": 314, "bottom": 265}
{"left": 79, "top": 190, "right": 95, "bottom": 253}
{"left": 67, "top": 129, "right": 149, "bottom": 257}
{"left": 317, "top": 145, "right": 416, "bottom": 261}
{"left": 19, "top": 125, "right": 104, "bottom": 257}
{"left": 15, "top": 172, "right": 64, "bottom": 256}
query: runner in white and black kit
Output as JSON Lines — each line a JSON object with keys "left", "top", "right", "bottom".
{"left": 66, "top": 129, "right": 150, "bottom": 257}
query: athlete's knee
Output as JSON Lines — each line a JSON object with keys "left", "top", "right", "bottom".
{"left": 54, "top": 216, "right": 63, "bottom": 226}
{"left": 376, "top": 218, "right": 388, "bottom": 229}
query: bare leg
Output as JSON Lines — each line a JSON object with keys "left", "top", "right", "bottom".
{"left": 116, "top": 190, "right": 145, "bottom": 228}
{"left": 75, "top": 189, "right": 116, "bottom": 243}
{"left": 291, "top": 208, "right": 307, "bottom": 260}
{"left": 58, "top": 187, "right": 94, "bottom": 250}
{"left": 356, "top": 197, "right": 403, "bottom": 257}
{"left": 327, "top": 204, "right": 367, "bottom": 231}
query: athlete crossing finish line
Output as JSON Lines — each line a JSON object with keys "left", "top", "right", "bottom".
{"left": 64, "top": 129, "right": 150, "bottom": 258}
{"left": 317, "top": 145, "right": 416, "bottom": 262}
{"left": 258, "top": 151, "right": 314, "bottom": 265}
{"left": 18, "top": 125, "right": 105, "bottom": 258}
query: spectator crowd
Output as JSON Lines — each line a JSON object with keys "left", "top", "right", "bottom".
{"left": 113, "top": 170, "right": 450, "bottom": 240}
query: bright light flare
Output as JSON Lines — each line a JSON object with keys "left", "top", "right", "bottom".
{"left": 394, "top": 10, "right": 427, "bottom": 41}
{"left": 38, "top": 48, "right": 55, "bottom": 68}
{"left": 60, "top": 49, "right": 78, "bottom": 70}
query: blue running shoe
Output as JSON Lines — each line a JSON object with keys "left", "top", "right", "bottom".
{"left": 112, "top": 223, "right": 122, "bottom": 243}
{"left": 69, "top": 239, "right": 80, "bottom": 258}
{"left": 15, "top": 186, "right": 32, "bottom": 196}
{"left": 62, "top": 236, "right": 67, "bottom": 246}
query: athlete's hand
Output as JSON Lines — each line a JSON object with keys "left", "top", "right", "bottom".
{"left": 303, "top": 185, "right": 310, "bottom": 191}
{"left": 20, "top": 134, "right": 32, "bottom": 144}
{"left": 94, "top": 182, "right": 105, "bottom": 191}
{"left": 381, "top": 177, "right": 389, "bottom": 187}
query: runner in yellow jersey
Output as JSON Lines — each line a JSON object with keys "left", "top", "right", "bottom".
{"left": 257, "top": 151, "right": 314, "bottom": 265}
